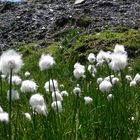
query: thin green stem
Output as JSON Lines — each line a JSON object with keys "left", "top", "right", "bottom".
{"left": 120, "top": 70, "right": 128, "bottom": 139}
{"left": 49, "top": 70, "right": 62, "bottom": 139}
{"left": 9, "top": 68, "right": 13, "bottom": 140}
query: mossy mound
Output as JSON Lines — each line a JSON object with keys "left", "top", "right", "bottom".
{"left": 11, "top": 28, "right": 140, "bottom": 62}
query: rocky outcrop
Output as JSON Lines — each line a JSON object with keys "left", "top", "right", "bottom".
{"left": 0, "top": 0, "right": 140, "bottom": 50}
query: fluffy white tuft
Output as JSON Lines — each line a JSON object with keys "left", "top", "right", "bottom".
{"left": 20, "top": 80, "right": 37, "bottom": 93}
{"left": 0, "top": 112, "right": 9, "bottom": 123}
{"left": 87, "top": 53, "right": 96, "bottom": 63}
{"left": 109, "top": 53, "right": 127, "bottom": 71}
{"left": 107, "top": 94, "right": 113, "bottom": 101}
{"left": 52, "top": 91, "right": 63, "bottom": 101}
{"left": 39, "top": 54, "right": 55, "bottom": 70}
{"left": 44, "top": 79, "right": 58, "bottom": 93}
{"left": 73, "top": 86, "right": 81, "bottom": 96}
{"left": 29, "top": 93, "right": 47, "bottom": 116}
{"left": 61, "top": 90, "right": 69, "bottom": 97}
{"left": 7, "top": 89, "right": 20, "bottom": 101}
{"left": 130, "top": 80, "right": 137, "bottom": 87}
{"left": 99, "top": 80, "right": 112, "bottom": 93}
{"left": 73, "top": 62, "right": 85, "bottom": 79}
{"left": 51, "top": 101, "right": 62, "bottom": 113}
{"left": 0, "top": 49, "right": 23, "bottom": 75}
{"left": 114, "top": 44, "right": 126, "bottom": 54}
{"left": 24, "top": 113, "right": 31, "bottom": 121}
{"left": 24, "top": 71, "right": 30, "bottom": 77}
{"left": 0, "top": 106, "right": 3, "bottom": 113}
{"left": 96, "top": 50, "right": 111, "bottom": 64}
{"left": 84, "top": 96, "right": 93, "bottom": 105}
{"left": 9, "top": 75, "right": 22, "bottom": 85}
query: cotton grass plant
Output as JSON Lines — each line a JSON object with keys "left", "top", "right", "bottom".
{"left": 0, "top": 44, "right": 139, "bottom": 139}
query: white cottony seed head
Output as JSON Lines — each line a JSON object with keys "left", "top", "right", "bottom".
{"left": 84, "top": 96, "right": 93, "bottom": 105}
{"left": 0, "top": 49, "right": 23, "bottom": 75}
{"left": 51, "top": 101, "right": 62, "bottom": 113}
{"left": 107, "top": 94, "right": 113, "bottom": 101}
{"left": 0, "top": 106, "right": 3, "bottom": 113}
{"left": 52, "top": 91, "right": 63, "bottom": 102}
{"left": 61, "top": 91, "right": 69, "bottom": 97}
{"left": 29, "top": 93, "right": 48, "bottom": 116}
{"left": 24, "top": 71, "right": 30, "bottom": 77}
{"left": 87, "top": 53, "right": 96, "bottom": 63}
{"left": 39, "top": 54, "right": 55, "bottom": 70}
{"left": 44, "top": 79, "right": 59, "bottom": 93}
{"left": 130, "top": 80, "right": 137, "bottom": 87}
{"left": 126, "top": 75, "right": 132, "bottom": 81}
{"left": 9, "top": 75, "right": 22, "bottom": 85}
{"left": 99, "top": 80, "right": 112, "bottom": 93}
{"left": 109, "top": 53, "right": 127, "bottom": 71}
{"left": 7, "top": 89, "right": 20, "bottom": 101}
{"left": 20, "top": 80, "right": 37, "bottom": 93}
{"left": 114, "top": 44, "right": 126, "bottom": 54}
{"left": 0, "top": 112, "right": 9, "bottom": 123}
{"left": 24, "top": 113, "right": 31, "bottom": 121}
{"left": 97, "top": 77, "right": 103, "bottom": 84}
{"left": 73, "top": 86, "right": 81, "bottom": 96}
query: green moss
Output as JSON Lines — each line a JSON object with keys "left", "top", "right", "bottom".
{"left": 10, "top": 29, "right": 140, "bottom": 64}
{"left": 11, "top": 40, "right": 42, "bottom": 56}
{"left": 69, "top": 29, "right": 140, "bottom": 58}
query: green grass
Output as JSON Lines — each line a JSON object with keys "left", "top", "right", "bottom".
{"left": 0, "top": 29, "right": 140, "bottom": 140}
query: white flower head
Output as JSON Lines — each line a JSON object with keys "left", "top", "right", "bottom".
{"left": 96, "top": 60, "right": 104, "bottom": 67}
{"left": 7, "top": 89, "right": 20, "bottom": 101}
{"left": 104, "top": 75, "right": 114, "bottom": 81}
{"left": 96, "top": 50, "right": 111, "bottom": 64}
{"left": 0, "top": 112, "right": 9, "bottom": 123}
{"left": 133, "top": 73, "right": 140, "bottom": 83}
{"left": 99, "top": 80, "right": 112, "bottom": 93}
{"left": 84, "top": 96, "right": 93, "bottom": 105}
{"left": 44, "top": 79, "right": 58, "bottom": 93}
{"left": 87, "top": 53, "right": 95, "bottom": 63}
{"left": 97, "top": 77, "right": 103, "bottom": 84}
{"left": 24, "top": 71, "right": 30, "bottom": 77}
{"left": 112, "top": 77, "right": 119, "bottom": 84}
{"left": 74, "top": 62, "right": 85, "bottom": 70}
{"left": 126, "top": 75, "right": 132, "bottom": 81}
{"left": 130, "top": 80, "right": 137, "bottom": 87}
{"left": 109, "top": 53, "right": 128, "bottom": 71}
{"left": 114, "top": 44, "right": 126, "bottom": 54}
{"left": 73, "top": 86, "right": 81, "bottom": 96}
{"left": 1, "top": 74, "right": 6, "bottom": 80}
{"left": 51, "top": 101, "right": 62, "bottom": 113}
{"left": 0, "top": 49, "right": 23, "bottom": 75}
{"left": 0, "top": 106, "right": 3, "bottom": 113}
{"left": 9, "top": 75, "right": 22, "bottom": 85}
{"left": 107, "top": 94, "right": 113, "bottom": 101}
{"left": 73, "top": 67, "right": 85, "bottom": 79}
{"left": 52, "top": 91, "right": 63, "bottom": 101}
{"left": 131, "top": 116, "right": 135, "bottom": 121}
{"left": 61, "top": 90, "right": 69, "bottom": 97}
{"left": 24, "top": 113, "right": 31, "bottom": 121}
{"left": 88, "top": 65, "right": 97, "bottom": 74}
{"left": 29, "top": 93, "right": 47, "bottom": 116}
{"left": 39, "top": 54, "right": 55, "bottom": 70}
{"left": 73, "top": 62, "right": 85, "bottom": 79}
{"left": 60, "top": 84, "right": 64, "bottom": 88}
{"left": 29, "top": 93, "right": 45, "bottom": 107}
{"left": 20, "top": 80, "right": 37, "bottom": 93}
{"left": 34, "top": 105, "right": 48, "bottom": 116}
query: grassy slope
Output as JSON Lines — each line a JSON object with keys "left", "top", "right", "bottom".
{"left": 2, "top": 28, "right": 139, "bottom": 140}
